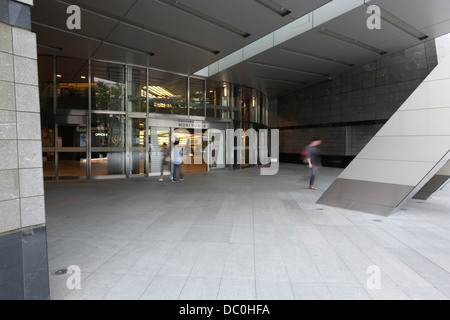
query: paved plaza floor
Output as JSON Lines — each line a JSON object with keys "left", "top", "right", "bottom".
{"left": 44, "top": 163, "right": 450, "bottom": 300}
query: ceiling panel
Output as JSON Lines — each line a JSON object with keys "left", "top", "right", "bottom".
{"left": 33, "top": 24, "right": 102, "bottom": 59}
{"left": 373, "top": 0, "right": 450, "bottom": 32}
{"left": 69, "top": 0, "right": 136, "bottom": 17}
{"left": 123, "top": 0, "right": 249, "bottom": 58}
{"left": 31, "top": 0, "right": 450, "bottom": 100}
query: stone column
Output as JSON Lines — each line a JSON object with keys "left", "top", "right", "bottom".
{"left": 0, "top": 0, "right": 50, "bottom": 300}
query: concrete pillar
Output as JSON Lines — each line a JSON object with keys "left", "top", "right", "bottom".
{"left": 0, "top": 0, "right": 50, "bottom": 299}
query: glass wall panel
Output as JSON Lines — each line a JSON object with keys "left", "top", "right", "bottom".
{"left": 189, "top": 77, "right": 205, "bottom": 117}
{"left": 127, "top": 67, "right": 147, "bottom": 113}
{"left": 56, "top": 57, "right": 89, "bottom": 110}
{"left": 261, "top": 94, "right": 268, "bottom": 126}
{"left": 129, "top": 118, "right": 147, "bottom": 175}
{"left": 149, "top": 127, "right": 171, "bottom": 175}
{"left": 91, "top": 113, "right": 126, "bottom": 176}
{"left": 42, "top": 125, "right": 55, "bottom": 179}
{"left": 206, "top": 81, "right": 230, "bottom": 119}
{"left": 92, "top": 61, "right": 125, "bottom": 111}
{"left": 58, "top": 152, "right": 87, "bottom": 177}
{"left": 38, "top": 55, "right": 54, "bottom": 111}
{"left": 241, "top": 86, "right": 252, "bottom": 124}
{"left": 233, "top": 85, "right": 242, "bottom": 127}
{"left": 147, "top": 69, "right": 187, "bottom": 115}
{"left": 250, "top": 89, "right": 259, "bottom": 123}
{"left": 57, "top": 122, "right": 87, "bottom": 178}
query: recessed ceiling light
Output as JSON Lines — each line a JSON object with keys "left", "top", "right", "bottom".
{"left": 376, "top": 6, "right": 428, "bottom": 41}
{"left": 249, "top": 61, "right": 330, "bottom": 78}
{"left": 254, "top": 0, "right": 291, "bottom": 17}
{"left": 157, "top": 0, "right": 251, "bottom": 38}
{"left": 318, "top": 28, "right": 387, "bottom": 55}
{"left": 280, "top": 48, "right": 355, "bottom": 67}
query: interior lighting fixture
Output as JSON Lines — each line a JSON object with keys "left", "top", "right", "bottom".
{"left": 280, "top": 47, "right": 355, "bottom": 67}
{"left": 157, "top": 0, "right": 251, "bottom": 38}
{"left": 254, "top": 0, "right": 291, "bottom": 17}
{"left": 318, "top": 28, "right": 387, "bottom": 55}
{"left": 146, "top": 86, "right": 175, "bottom": 97}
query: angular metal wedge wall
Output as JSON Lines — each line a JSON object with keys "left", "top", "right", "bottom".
{"left": 317, "top": 57, "right": 450, "bottom": 216}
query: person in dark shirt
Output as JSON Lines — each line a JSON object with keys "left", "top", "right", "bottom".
{"left": 305, "top": 137, "right": 322, "bottom": 190}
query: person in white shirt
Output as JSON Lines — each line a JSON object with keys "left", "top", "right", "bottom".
{"left": 171, "top": 140, "right": 184, "bottom": 182}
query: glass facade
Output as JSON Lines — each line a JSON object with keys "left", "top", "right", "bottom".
{"left": 38, "top": 55, "right": 269, "bottom": 179}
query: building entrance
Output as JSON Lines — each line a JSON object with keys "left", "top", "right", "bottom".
{"left": 42, "top": 115, "right": 88, "bottom": 179}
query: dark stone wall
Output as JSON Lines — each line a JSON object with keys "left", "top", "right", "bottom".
{"left": 278, "top": 40, "right": 439, "bottom": 168}
{"left": 0, "top": 227, "right": 50, "bottom": 300}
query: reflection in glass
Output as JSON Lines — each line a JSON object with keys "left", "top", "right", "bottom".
{"left": 91, "top": 113, "right": 126, "bottom": 176}
{"left": 149, "top": 127, "right": 171, "bottom": 174}
{"left": 189, "top": 77, "right": 205, "bottom": 117}
{"left": 92, "top": 61, "right": 125, "bottom": 111}
{"left": 128, "top": 67, "right": 147, "bottom": 113}
{"left": 148, "top": 69, "right": 187, "bottom": 115}
{"left": 206, "top": 81, "right": 230, "bottom": 119}
{"left": 58, "top": 152, "right": 87, "bottom": 177}
{"left": 56, "top": 57, "right": 89, "bottom": 110}
{"left": 129, "top": 118, "right": 146, "bottom": 175}
{"left": 38, "top": 55, "right": 54, "bottom": 111}
{"left": 42, "top": 125, "right": 55, "bottom": 178}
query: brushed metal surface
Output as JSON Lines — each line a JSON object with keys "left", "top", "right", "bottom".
{"left": 317, "top": 178, "right": 414, "bottom": 216}
{"left": 413, "top": 175, "right": 450, "bottom": 200}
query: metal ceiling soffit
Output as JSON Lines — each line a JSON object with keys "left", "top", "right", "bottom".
{"left": 317, "top": 28, "right": 388, "bottom": 55}
{"left": 248, "top": 61, "right": 330, "bottom": 78}
{"left": 193, "top": 0, "right": 366, "bottom": 78}
{"left": 369, "top": 5, "right": 429, "bottom": 41}
{"left": 279, "top": 47, "right": 355, "bottom": 67}
{"left": 254, "top": 0, "right": 292, "bottom": 18}
{"left": 32, "top": 20, "right": 156, "bottom": 57}
{"left": 255, "top": 76, "right": 307, "bottom": 85}
{"left": 50, "top": 0, "right": 221, "bottom": 55}
{"left": 157, "top": 0, "right": 251, "bottom": 39}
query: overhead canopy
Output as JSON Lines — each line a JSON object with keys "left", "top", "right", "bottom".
{"left": 32, "top": 0, "right": 450, "bottom": 98}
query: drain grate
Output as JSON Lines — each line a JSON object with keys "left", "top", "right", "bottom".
{"left": 372, "top": 219, "right": 383, "bottom": 222}
{"left": 53, "top": 269, "right": 68, "bottom": 275}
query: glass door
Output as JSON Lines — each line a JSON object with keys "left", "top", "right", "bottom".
{"left": 149, "top": 126, "right": 171, "bottom": 176}
{"left": 173, "top": 128, "right": 208, "bottom": 174}
{"left": 42, "top": 116, "right": 88, "bottom": 179}
{"left": 56, "top": 122, "right": 88, "bottom": 178}
{"left": 128, "top": 118, "right": 147, "bottom": 176}
{"left": 91, "top": 113, "right": 126, "bottom": 178}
